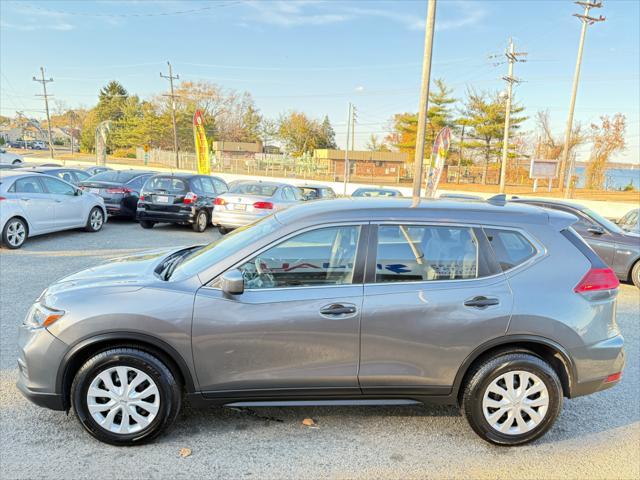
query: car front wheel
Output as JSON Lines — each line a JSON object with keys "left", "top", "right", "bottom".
{"left": 2, "top": 217, "right": 27, "bottom": 249}
{"left": 71, "top": 348, "right": 181, "bottom": 446}
{"left": 84, "top": 207, "right": 105, "bottom": 232}
{"left": 462, "top": 352, "right": 562, "bottom": 446}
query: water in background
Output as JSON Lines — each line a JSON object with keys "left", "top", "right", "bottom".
{"left": 575, "top": 166, "right": 640, "bottom": 190}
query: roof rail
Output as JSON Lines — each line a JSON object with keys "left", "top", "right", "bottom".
{"left": 487, "top": 194, "right": 507, "bottom": 205}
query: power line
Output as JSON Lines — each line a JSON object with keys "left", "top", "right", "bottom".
{"left": 32, "top": 66, "right": 55, "bottom": 159}
{"left": 21, "top": 1, "right": 241, "bottom": 18}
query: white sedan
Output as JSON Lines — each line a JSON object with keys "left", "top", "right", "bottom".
{"left": 0, "top": 148, "right": 24, "bottom": 165}
{"left": 0, "top": 171, "right": 107, "bottom": 249}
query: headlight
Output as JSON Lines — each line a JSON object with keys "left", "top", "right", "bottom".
{"left": 23, "top": 302, "right": 65, "bottom": 329}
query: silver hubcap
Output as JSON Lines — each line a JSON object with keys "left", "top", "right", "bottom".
{"left": 198, "top": 212, "right": 206, "bottom": 229}
{"left": 482, "top": 370, "right": 549, "bottom": 435}
{"left": 87, "top": 366, "right": 160, "bottom": 435}
{"left": 90, "top": 209, "right": 103, "bottom": 230}
{"left": 6, "top": 220, "right": 26, "bottom": 246}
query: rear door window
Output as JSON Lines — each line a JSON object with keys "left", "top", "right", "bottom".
{"left": 199, "top": 177, "right": 216, "bottom": 195}
{"left": 211, "top": 178, "right": 228, "bottom": 194}
{"left": 128, "top": 175, "right": 153, "bottom": 192}
{"left": 41, "top": 176, "right": 76, "bottom": 195}
{"left": 484, "top": 228, "right": 537, "bottom": 271}
{"left": 375, "top": 225, "right": 480, "bottom": 282}
{"left": 12, "top": 177, "right": 45, "bottom": 194}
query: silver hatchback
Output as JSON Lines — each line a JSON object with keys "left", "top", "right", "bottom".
{"left": 17, "top": 198, "right": 624, "bottom": 446}
{"left": 211, "top": 180, "right": 303, "bottom": 233}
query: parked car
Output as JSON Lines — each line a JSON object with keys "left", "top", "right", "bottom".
{"left": 512, "top": 198, "right": 640, "bottom": 287}
{"left": 211, "top": 180, "right": 303, "bottom": 233}
{"left": 78, "top": 170, "right": 155, "bottom": 218}
{"left": 617, "top": 208, "right": 639, "bottom": 234}
{"left": 17, "top": 166, "right": 92, "bottom": 185}
{"left": 352, "top": 187, "right": 403, "bottom": 197}
{"left": 0, "top": 148, "right": 23, "bottom": 165}
{"left": 136, "top": 173, "right": 228, "bottom": 232}
{"left": 31, "top": 141, "right": 47, "bottom": 150}
{"left": 0, "top": 171, "right": 106, "bottom": 249}
{"left": 83, "top": 166, "right": 113, "bottom": 177}
{"left": 299, "top": 184, "right": 337, "bottom": 200}
{"left": 17, "top": 198, "right": 624, "bottom": 446}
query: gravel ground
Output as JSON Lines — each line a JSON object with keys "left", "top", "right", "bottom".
{"left": 0, "top": 219, "right": 638, "bottom": 480}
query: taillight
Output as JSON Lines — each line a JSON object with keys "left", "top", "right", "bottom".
{"left": 184, "top": 192, "right": 198, "bottom": 204}
{"left": 139, "top": 194, "right": 145, "bottom": 202}
{"left": 253, "top": 201, "right": 273, "bottom": 210}
{"left": 214, "top": 197, "right": 226, "bottom": 206}
{"left": 574, "top": 267, "right": 619, "bottom": 293}
{"left": 0, "top": 196, "right": 6, "bottom": 201}
{"left": 605, "top": 372, "right": 622, "bottom": 383}
{"left": 106, "top": 187, "right": 132, "bottom": 195}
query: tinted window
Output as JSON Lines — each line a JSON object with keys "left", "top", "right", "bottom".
{"left": 57, "top": 171, "right": 75, "bottom": 183}
{"left": 127, "top": 175, "right": 151, "bottom": 191}
{"left": 229, "top": 183, "right": 278, "bottom": 196}
{"left": 13, "top": 177, "right": 44, "bottom": 194}
{"left": 198, "top": 177, "right": 215, "bottom": 195}
{"left": 238, "top": 226, "right": 361, "bottom": 289}
{"left": 212, "top": 178, "right": 227, "bottom": 194}
{"left": 90, "top": 171, "right": 142, "bottom": 183}
{"left": 282, "top": 187, "right": 296, "bottom": 201}
{"left": 41, "top": 176, "right": 75, "bottom": 195}
{"left": 484, "top": 228, "right": 536, "bottom": 271}
{"left": 74, "top": 171, "right": 91, "bottom": 182}
{"left": 190, "top": 178, "right": 204, "bottom": 194}
{"left": 375, "top": 225, "right": 478, "bottom": 282}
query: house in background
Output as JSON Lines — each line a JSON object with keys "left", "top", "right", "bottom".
{"left": 313, "top": 149, "right": 409, "bottom": 181}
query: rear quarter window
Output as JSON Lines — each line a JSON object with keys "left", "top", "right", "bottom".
{"left": 484, "top": 228, "right": 537, "bottom": 271}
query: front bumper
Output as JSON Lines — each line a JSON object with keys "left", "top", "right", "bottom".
{"left": 16, "top": 324, "right": 68, "bottom": 411}
{"left": 570, "top": 334, "right": 625, "bottom": 398}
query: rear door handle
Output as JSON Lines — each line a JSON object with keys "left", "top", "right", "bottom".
{"left": 21, "top": 198, "right": 31, "bottom": 202}
{"left": 464, "top": 296, "right": 500, "bottom": 309}
{"left": 320, "top": 303, "right": 357, "bottom": 316}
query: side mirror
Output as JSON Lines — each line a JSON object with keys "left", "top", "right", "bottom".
{"left": 221, "top": 269, "right": 244, "bottom": 295}
{"left": 75, "top": 189, "right": 82, "bottom": 196}
{"left": 587, "top": 225, "right": 605, "bottom": 235}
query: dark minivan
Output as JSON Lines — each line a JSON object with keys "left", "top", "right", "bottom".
{"left": 79, "top": 170, "right": 155, "bottom": 218}
{"left": 136, "top": 173, "right": 228, "bottom": 232}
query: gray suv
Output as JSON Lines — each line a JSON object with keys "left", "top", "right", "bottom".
{"left": 17, "top": 198, "right": 624, "bottom": 446}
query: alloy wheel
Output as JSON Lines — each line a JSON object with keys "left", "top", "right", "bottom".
{"left": 90, "top": 209, "right": 104, "bottom": 231}
{"left": 6, "top": 220, "right": 26, "bottom": 247}
{"left": 482, "top": 370, "right": 549, "bottom": 435}
{"left": 86, "top": 366, "right": 160, "bottom": 434}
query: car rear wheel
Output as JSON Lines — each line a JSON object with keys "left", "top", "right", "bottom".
{"left": 84, "top": 207, "right": 105, "bottom": 232}
{"left": 218, "top": 226, "right": 229, "bottom": 235}
{"left": 71, "top": 348, "right": 181, "bottom": 446}
{"left": 462, "top": 352, "right": 562, "bottom": 446}
{"left": 192, "top": 210, "right": 208, "bottom": 233}
{"left": 631, "top": 261, "right": 640, "bottom": 288}
{"left": 140, "top": 220, "right": 155, "bottom": 229}
{"left": 2, "top": 217, "right": 27, "bottom": 249}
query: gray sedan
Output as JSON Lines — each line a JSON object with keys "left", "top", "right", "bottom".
{"left": 211, "top": 180, "right": 303, "bottom": 233}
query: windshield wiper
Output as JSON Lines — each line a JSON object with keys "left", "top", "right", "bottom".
{"left": 159, "top": 246, "right": 203, "bottom": 280}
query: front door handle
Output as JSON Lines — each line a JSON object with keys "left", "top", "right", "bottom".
{"left": 319, "top": 303, "right": 357, "bottom": 316}
{"left": 21, "top": 198, "right": 31, "bottom": 202}
{"left": 464, "top": 296, "right": 499, "bottom": 309}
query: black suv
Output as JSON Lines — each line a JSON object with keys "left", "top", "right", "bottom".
{"left": 136, "top": 173, "right": 228, "bottom": 232}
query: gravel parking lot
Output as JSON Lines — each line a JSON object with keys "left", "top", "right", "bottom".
{"left": 0, "top": 220, "right": 638, "bottom": 479}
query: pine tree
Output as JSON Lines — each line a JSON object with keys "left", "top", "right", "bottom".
{"left": 318, "top": 115, "right": 337, "bottom": 149}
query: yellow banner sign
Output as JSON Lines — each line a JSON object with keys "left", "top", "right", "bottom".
{"left": 193, "top": 110, "right": 210, "bottom": 175}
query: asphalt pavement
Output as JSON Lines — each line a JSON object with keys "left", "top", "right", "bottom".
{"left": 0, "top": 219, "right": 638, "bottom": 479}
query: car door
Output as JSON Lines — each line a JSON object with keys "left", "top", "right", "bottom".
{"left": 197, "top": 177, "right": 217, "bottom": 212}
{"left": 40, "top": 176, "right": 85, "bottom": 228}
{"left": 10, "top": 176, "right": 56, "bottom": 233}
{"left": 191, "top": 224, "right": 368, "bottom": 395}
{"left": 359, "top": 223, "right": 513, "bottom": 394}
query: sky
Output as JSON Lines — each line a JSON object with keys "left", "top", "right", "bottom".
{"left": 1, "top": 0, "right": 639, "bottom": 164}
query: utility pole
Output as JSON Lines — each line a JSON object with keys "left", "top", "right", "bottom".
{"left": 562, "top": 1, "right": 605, "bottom": 198}
{"left": 498, "top": 38, "right": 527, "bottom": 193}
{"left": 32, "top": 67, "right": 55, "bottom": 159}
{"left": 160, "top": 61, "right": 180, "bottom": 168}
{"left": 342, "top": 102, "right": 352, "bottom": 195}
{"left": 412, "top": 0, "right": 437, "bottom": 202}
{"left": 457, "top": 123, "right": 466, "bottom": 184}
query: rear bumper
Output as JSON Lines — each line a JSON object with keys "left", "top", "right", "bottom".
{"left": 211, "top": 210, "right": 268, "bottom": 228}
{"left": 105, "top": 201, "right": 136, "bottom": 218}
{"left": 570, "top": 334, "right": 625, "bottom": 398}
{"left": 137, "top": 207, "right": 196, "bottom": 224}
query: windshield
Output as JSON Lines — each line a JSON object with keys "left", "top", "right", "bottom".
{"left": 229, "top": 183, "right": 278, "bottom": 196}
{"left": 89, "top": 171, "right": 142, "bottom": 183}
{"left": 584, "top": 208, "right": 625, "bottom": 234}
{"left": 170, "top": 216, "right": 281, "bottom": 281}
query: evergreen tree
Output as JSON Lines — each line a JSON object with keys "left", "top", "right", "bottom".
{"left": 317, "top": 115, "right": 337, "bottom": 149}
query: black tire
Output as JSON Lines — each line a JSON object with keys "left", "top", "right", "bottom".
{"left": 217, "top": 226, "right": 229, "bottom": 235}
{"left": 140, "top": 220, "right": 155, "bottom": 229}
{"left": 462, "top": 352, "right": 562, "bottom": 446}
{"left": 71, "top": 348, "right": 181, "bottom": 446}
{"left": 631, "top": 260, "right": 640, "bottom": 288}
{"left": 12, "top": 159, "right": 22, "bottom": 165}
{"left": 2, "top": 217, "right": 27, "bottom": 249}
{"left": 84, "top": 207, "right": 105, "bottom": 232}
{"left": 192, "top": 210, "right": 208, "bottom": 233}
